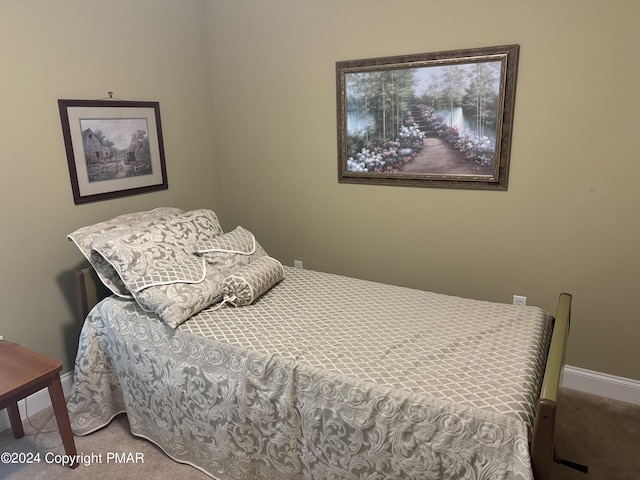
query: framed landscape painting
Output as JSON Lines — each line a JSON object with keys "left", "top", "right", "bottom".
{"left": 59, "top": 99, "right": 168, "bottom": 204}
{"left": 336, "top": 44, "right": 519, "bottom": 190}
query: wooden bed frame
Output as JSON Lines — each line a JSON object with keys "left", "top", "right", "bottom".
{"left": 75, "top": 267, "right": 573, "bottom": 480}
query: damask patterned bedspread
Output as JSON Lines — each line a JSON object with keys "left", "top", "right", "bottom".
{"left": 68, "top": 267, "right": 553, "bottom": 480}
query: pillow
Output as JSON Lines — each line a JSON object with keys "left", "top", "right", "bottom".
{"left": 195, "top": 225, "right": 257, "bottom": 255}
{"left": 134, "top": 226, "right": 276, "bottom": 326}
{"left": 133, "top": 264, "right": 225, "bottom": 328}
{"left": 92, "top": 209, "right": 223, "bottom": 288}
{"left": 67, "top": 207, "right": 185, "bottom": 297}
{"left": 127, "top": 256, "right": 207, "bottom": 292}
{"left": 219, "top": 256, "right": 284, "bottom": 307}
{"left": 194, "top": 226, "right": 267, "bottom": 275}
{"left": 91, "top": 209, "right": 225, "bottom": 327}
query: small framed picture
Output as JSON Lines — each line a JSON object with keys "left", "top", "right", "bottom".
{"left": 58, "top": 99, "right": 168, "bottom": 204}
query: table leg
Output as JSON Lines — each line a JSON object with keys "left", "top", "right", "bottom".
{"left": 7, "top": 402, "right": 24, "bottom": 439}
{"left": 47, "top": 375, "right": 78, "bottom": 468}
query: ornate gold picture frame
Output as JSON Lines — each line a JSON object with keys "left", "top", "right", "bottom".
{"left": 337, "top": 45, "right": 519, "bottom": 190}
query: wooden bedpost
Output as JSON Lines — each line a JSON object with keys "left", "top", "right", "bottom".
{"left": 75, "top": 267, "right": 111, "bottom": 320}
{"left": 530, "top": 293, "right": 572, "bottom": 480}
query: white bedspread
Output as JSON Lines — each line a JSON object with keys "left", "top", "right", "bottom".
{"left": 68, "top": 267, "right": 553, "bottom": 480}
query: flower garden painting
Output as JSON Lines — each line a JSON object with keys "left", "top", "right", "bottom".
{"left": 337, "top": 45, "right": 519, "bottom": 190}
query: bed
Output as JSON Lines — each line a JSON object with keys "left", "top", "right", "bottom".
{"left": 66, "top": 208, "right": 571, "bottom": 480}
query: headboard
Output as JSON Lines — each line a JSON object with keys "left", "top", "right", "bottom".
{"left": 75, "top": 267, "right": 111, "bottom": 320}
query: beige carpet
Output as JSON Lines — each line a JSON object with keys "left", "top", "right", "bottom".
{"left": 1, "top": 388, "right": 638, "bottom": 480}
{"left": 550, "top": 388, "right": 640, "bottom": 480}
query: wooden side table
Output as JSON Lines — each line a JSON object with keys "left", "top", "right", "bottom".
{"left": 0, "top": 340, "right": 78, "bottom": 468}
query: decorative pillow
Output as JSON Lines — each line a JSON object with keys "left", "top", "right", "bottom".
{"left": 91, "top": 209, "right": 225, "bottom": 327}
{"left": 133, "top": 264, "right": 225, "bottom": 328}
{"left": 219, "top": 256, "right": 284, "bottom": 307}
{"left": 67, "top": 207, "right": 184, "bottom": 297}
{"left": 194, "top": 226, "right": 267, "bottom": 276}
{"left": 92, "top": 209, "right": 222, "bottom": 288}
{"left": 127, "top": 256, "right": 207, "bottom": 293}
{"left": 195, "top": 225, "right": 256, "bottom": 255}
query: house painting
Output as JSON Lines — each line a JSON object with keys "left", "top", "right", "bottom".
{"left": 82, "top": 128, "right": 110, "bottom": 164}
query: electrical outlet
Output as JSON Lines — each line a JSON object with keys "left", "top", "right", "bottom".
{"left": 294, "top": 260, "right": 303, "bottom": 269}
{"left": 513, "top": 295, "right": 527, "bottom": 306}
{"left": 0, "top": 335, "right": 4, "bottom": 341}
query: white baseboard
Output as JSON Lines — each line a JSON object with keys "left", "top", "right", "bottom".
{"left": 0, "top": 371, "right": 74, "bottom": 433}
{"left": 562, "top": 365, "right": 640, "bottom": 406}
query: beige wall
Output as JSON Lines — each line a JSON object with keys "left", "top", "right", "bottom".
{"left": 207, "top": 1, "right": 640, "bottom": 381}
{"left": 1, "top": 0, "right": 638, "bottom": 383}
{"left": 0, "top": 0, "right": 221, "bottom": 369}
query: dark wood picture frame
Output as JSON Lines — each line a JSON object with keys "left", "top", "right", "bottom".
{"left": 337, "top": 44, "right": 519, "bottom": 190}
{"left": 58, "top": 99, "right": 168, "bottom": 204}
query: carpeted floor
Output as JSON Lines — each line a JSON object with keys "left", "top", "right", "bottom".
{"left": 550, "top": 388, "right": 640, "bottom": 480}
{"left": 1, "top": 388, "right": 638, "bottom": 480}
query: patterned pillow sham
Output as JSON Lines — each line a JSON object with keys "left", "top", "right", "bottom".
{"left": 133, "top": 264, "right": 225, "bottom": 328}
{"left": 67, "top": 207, "right": 185, "bottom": 297}
{"left": 195, "top": 225, "right": 256, "bottom": 255}
{"left": 91, "top": 209, "right": 225, "bottom": 327}
{"left": 219, "top": 256, "right": 284, "bottom": 307}
{"left": 92, "top": 209, "right": 222, "bottom": 286}
{"left": 194, "top": 226, "right": 267, "bottom": 275}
